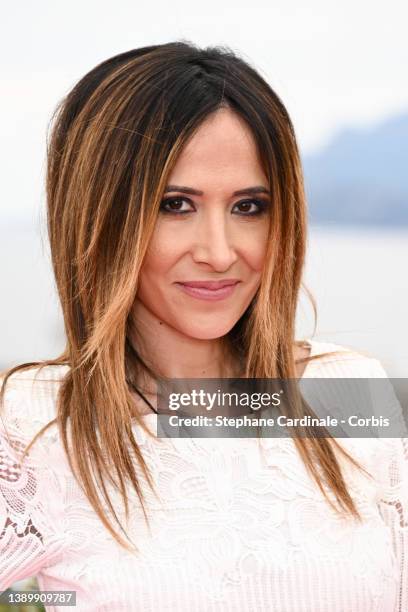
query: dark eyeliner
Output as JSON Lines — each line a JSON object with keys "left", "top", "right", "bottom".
{"left": 159, "top": 196, "right": 269, "bottom": 216}
{"left": 232, "top": 198, "right": 269, "bottom": 216}
{"left": 159, "top": 197, "right": 194, "bottom": 214}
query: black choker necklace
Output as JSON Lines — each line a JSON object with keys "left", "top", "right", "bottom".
{"left": 127, "top": 380, "right": 158, "bottom": 414}
{"left": 127, "top": 378, "right": 256, "bottom": 417}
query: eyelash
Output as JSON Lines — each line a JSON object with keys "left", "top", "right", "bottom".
{"left": 159, "top": 197, "right": 269, "bottom": 216}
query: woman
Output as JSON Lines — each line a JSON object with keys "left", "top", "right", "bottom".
{"left": 0, "top": 42, "right": 406, "bottom": 611}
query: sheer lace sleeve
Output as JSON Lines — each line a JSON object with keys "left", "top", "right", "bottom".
{"left": 368, "top": 359, "right": 408, "bottom": 611}
{"left": 0, "top": 373, "right": 65, "bottom": 590}
{"left": 375, "top": 436, "right": 408, "bottom": 611}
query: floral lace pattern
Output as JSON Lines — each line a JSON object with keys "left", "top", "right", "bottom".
{"left": 0, "top": 344, "right": 407, "bottom": 611}
{"left": 0, "top": 385, "right": 66, "bottom": 591}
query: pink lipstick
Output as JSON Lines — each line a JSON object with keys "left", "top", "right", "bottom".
{"left": 175, "top": 279, "right": 240, "bottom": 301}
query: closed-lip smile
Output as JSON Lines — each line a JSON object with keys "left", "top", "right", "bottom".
{"left": 176, "top": 279, "right": 240, "bottom": 290}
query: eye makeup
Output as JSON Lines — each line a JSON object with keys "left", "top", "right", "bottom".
{"left": 159, "top": 197, "right": 270, "bottom": 216}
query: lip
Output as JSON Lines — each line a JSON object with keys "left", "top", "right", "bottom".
{"left": 175, "top": 280, "right": 240, "bottom": 301}
{"left": 176, "top": 279, "right": 240, "bottom": 290}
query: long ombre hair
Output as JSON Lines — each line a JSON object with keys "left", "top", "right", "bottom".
{"left": 0, "top": 42, "right": 366, "bottom": 551}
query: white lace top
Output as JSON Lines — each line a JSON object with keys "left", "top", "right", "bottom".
{"left": 1, "top": 340, "right": 407, "bottom": 611}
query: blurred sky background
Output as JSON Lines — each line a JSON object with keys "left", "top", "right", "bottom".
{"left": 1, "top": 0, "right": 408, "bottom": 379}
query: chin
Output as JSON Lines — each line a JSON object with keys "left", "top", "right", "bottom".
{"left": 180, "top": 321, "right": 236, "bottom": 341}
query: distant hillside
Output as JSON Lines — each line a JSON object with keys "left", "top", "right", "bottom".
{"left": 301, "top": 112, "right": 408, "bottom": 226}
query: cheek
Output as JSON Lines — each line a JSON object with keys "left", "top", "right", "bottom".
{"left": 240, "top": 226, "right": 269, "bottom": 273}
{"left": 142, "top": 228, "right": 179, "bottom": 274}
{"left": 250, "top": 241, "right": 268, "bottom": 272}
{"left": 137, "top": 229, "right": 184, "bottom": 297}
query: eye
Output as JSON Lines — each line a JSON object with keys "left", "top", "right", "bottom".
{"left": 232, "top": 199, "right": 269, "bottom": 216}
{"left": 159, "top": 196, "right": 269, "bottom": 216}
{"left": 159, "top": 197, "right": 194, "bottom": 214}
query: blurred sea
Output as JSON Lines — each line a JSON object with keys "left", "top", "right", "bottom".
{"left": 298, "top": 225, "right": 408, "bottom": 378}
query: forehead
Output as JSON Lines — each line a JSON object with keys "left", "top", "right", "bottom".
{"left": 168, "top": 108, "right": 267, "bottom": 188}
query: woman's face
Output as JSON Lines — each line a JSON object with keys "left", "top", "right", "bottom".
{"left": 135, "top": 107, "right": 271, "bottom": 340}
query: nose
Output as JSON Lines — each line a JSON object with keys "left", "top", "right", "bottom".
{"left": 191, "top": 211, "right": 238, "bottom": 271}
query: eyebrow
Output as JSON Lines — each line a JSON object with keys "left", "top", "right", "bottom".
{"left": 164, "top": 185, "right": 270, "bottom": 196}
